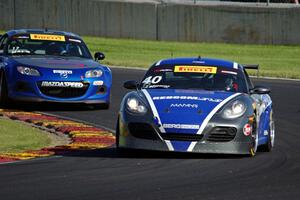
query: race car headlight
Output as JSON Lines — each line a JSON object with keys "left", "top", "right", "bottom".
{"left": 126, "top": 97, "right": 147, "bottom": 114}
{"left": 17, "top": 66, "right": 40, "bottom": 76}
{"left": 85, "top": 69, "right": 103, "bottom": 78}
{"left": 222, "top": 100, "right": 246, "bottom": 119}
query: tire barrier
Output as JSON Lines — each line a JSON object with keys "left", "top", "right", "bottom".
{"left": 0, "top": 109, "right": 115, "bottom": 163}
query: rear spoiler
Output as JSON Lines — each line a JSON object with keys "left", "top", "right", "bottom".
{"left": 243, "top": 64, "right": 259, "bottom": 70}
{"left": 243, "top": 64, "right": 259, "bottom": 77}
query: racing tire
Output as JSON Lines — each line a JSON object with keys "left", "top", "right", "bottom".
{"left": 115, "top": 117, "right": 120, "bottom": 149}
{"left": 260, "top": 110, "right": 275, "bottom": 152}
{"left": 0, "top": 71, "right": 9, "bottom": 107}
{"left": 249, "top": 119, "right": 258, "bottom": 157}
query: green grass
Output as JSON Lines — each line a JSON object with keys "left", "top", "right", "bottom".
{"left": 1, "top": 30, "right": 299, "bottom": 78}
{"left": 83, "top": 36, "right": 300, "bottom": 79}
{"left": 0, "top": 118, "right": 51, "bottom": 153}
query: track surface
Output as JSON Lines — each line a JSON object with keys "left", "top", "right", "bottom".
{"left": 0, "top": 68, "right": 300, "bottom": 200}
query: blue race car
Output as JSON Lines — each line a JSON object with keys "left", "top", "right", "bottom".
{"left": 0, "top": 29, "right": 112, "bottom": 108}
{"left": 116, "top": 57, "right": 275, "bottom": 156}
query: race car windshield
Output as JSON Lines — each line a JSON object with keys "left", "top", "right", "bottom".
{"left": 141, "top": 65, "right": 248, "bottom": 93}
{"left": 6, "top": 34, "right": 92, "bottom": 59}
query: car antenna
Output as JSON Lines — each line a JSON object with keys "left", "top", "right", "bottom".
{"left": 45, "top": 27, "right": 48, "bottom": 32}
{"left": 198, "top": 55, "right": 201, "bottom": 60}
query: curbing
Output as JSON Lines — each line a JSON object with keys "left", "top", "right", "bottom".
{"left": 0, "top": 109, "right": 115, "bottom": 164}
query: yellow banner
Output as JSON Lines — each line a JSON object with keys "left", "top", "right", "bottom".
{"left": 30, "top": 34, "right": 65, "bottom": 41}
{"left": 174, "top": 66, "right": 217, "bottom": 74}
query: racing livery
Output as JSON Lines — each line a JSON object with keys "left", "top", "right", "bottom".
{"left": 116, "top": 58, "right": 275, "bottom": 156}
{"left": 0, "top": 29, "right": 111, "bottom": 108}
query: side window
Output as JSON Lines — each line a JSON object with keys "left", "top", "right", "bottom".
{"left": 0, "top": 35, "right": 8, "bottom": 54}
{"left": 243, "top": 69, "right": 254, "bottom": 90}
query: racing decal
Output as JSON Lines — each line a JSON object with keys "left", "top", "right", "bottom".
{"left": 170, "top": 104, "right": 198, "bottom": 108}
{"left": 143, "top": 88, "right": 242, "bottom": 151}
{"left": 30, "top": 34, "right": 65, "bottom": 41}
{"left": 93, "top": 81, "right": 104, "bottom": 86}
{"left": 163, "top": 124, "right": 200, "bottom": 130}
{"left": 53, "top": 70, "right": 73, "bottom": 74}
{"left": 153, "top": 96, "right": 222, "bottom": 103}
{"left": 142, "top": 76, "right": 162, "bottom": 84}
{"left": 174, "top": 66, "right": 217, "bottom": 74}
{"left": 154, "top": 68, "right": 173, "bottom": 72}
{"left": 233, "top": 62, "right": 238, "bottom": 69}
{"left": 53, "top": 70, "right": 72, "bottom": 78}
{"left": 41, "top": 81, "right": 84, "bottom": 88}
{"left": 16, "top": 36, "right": 29, "bottom": 39}
{"left": 187, "top": 93, "right": 241, "bottom": 152}
{"left": 148, "top": 85, "right": 170, "bottom": 89}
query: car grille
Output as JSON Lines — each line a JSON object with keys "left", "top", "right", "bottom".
{"left": 38, "top": 82, "right": 89, "bottom": 98}
{"left": 206, "top": 127, "right": 237, "bottom": 142}
{"left": 128, "top": 123, "right": 160, "bottom": 140}
{"left": 160, "top": 133, "right": 203, "bottom": 141}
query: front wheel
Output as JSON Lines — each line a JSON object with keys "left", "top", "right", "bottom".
{"left": 249, "top": 120, "right": 258, "bottom": 157}
{"left": 115, "top": 117, "right": 120, "bottom": 148}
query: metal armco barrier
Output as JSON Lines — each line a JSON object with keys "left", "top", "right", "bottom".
{"left": 0, "top": 0, "right": 299, "bottom": 44}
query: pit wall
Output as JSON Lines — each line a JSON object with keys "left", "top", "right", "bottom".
{"left": 0, "top": 0, "right": 299, "bottom": 44}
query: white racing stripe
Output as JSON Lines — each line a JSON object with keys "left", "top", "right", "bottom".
{"left": 165, "top": 140, "right": 174, "bottom": 151}
{"left": 187, "top": 93, "right": 242, "bottom": 152}
{"left": 141, "top": 89, "right": 167, "bottom": 141}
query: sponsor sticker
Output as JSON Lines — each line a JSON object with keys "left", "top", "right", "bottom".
{"left": 41, "top": 81, "right": 84, "bottom": 88}
{"left": 53, "top": 70, "right": 72, "bottom": 79}
{"left": 153, "top": 96, "right": 223, "bottom": 103}
{"left": 93, "top": 81, "right": 104, "bottom": 86}
{"left": 174, "top": 66, "right": 217, "bottom": 74}
{"left": 53, "top": 70, "right": 72, "bottom": 74}
{"left": 30, "top": 34, "right": 65, "bottom": 41}
{"left": 170, "top": 103, "right": 198, "bottom": 108}
{"left": 163, "top": 124, "right": 200, "bottom": 130}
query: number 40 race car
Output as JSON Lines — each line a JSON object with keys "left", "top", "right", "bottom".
{"left": 0, "top": 29, "right": 112, "bottom": 108}
{"left": 116, "top": 57, "right": 275, "bottom": 156}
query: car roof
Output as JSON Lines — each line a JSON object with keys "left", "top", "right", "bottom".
{"left": 154, "top": 57, "right": 242, "bottom": 70}
{"left": 5, "top": 29, "right": 81, "bottom": 39}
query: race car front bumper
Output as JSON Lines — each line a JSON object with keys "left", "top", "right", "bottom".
{"left": 118, "top": 111, "right": 253, "bottom": 155}
{"left": 7, "top": 77, "right": 111, "bottom": 104}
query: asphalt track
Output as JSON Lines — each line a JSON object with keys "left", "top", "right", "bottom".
{"left": 0, "top": 68, "right": 300, "bottom": 200}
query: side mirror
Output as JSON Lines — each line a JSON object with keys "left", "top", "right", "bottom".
{"left": 94, "top": 52, "right": 105, "bottom": 61}
{"left": 123, "top": 80, "right": 138, "bottom": 89}
{"left": 250, "top": 86, "right": 270, "bottom": 95}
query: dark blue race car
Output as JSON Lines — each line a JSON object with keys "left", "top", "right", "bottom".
{"left": 0, "top": 29, "right": 112, "bottom": 108}
{"left": 117, "top": 57, "right": 275, "bottom": 156}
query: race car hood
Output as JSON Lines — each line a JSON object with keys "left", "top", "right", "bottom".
{"left": 10, "top": 56, "right": 100, "bottom": 69}
{"left": 141, "top": 89, "right": 240, "bottom": 151}
{"left": 143, "top": 89, "right": 240, "bottom": 133}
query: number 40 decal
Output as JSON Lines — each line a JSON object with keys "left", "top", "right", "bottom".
{"left": 142, "top": 76, "right": 162, "bottom": 84}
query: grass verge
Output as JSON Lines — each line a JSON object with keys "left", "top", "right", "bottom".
{"left": 1, "top": 30, "right": 299, "bottom": 78}
{"left": 0, "top": 118, "right": 51, "bottom": 153}
{"left": 84, "top": 36, "right": 300, "bottom": 79}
